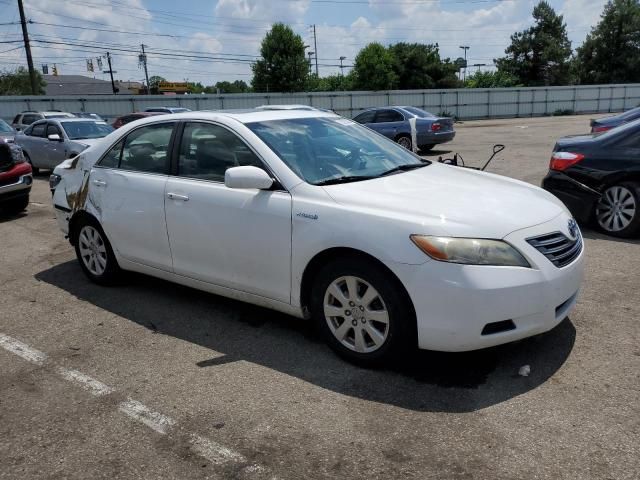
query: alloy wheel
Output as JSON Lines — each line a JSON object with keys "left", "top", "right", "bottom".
{"left": 78, "top": 225, "right": 108, "bottom": 276}
{"left": 397, "top": 136, "right": 412, "bottom": 150}
{"left": 323, "top": 276, "right": 390, "bottom": 353}
{"left": 596, "top": 185, "right": 636, "bottom": 232}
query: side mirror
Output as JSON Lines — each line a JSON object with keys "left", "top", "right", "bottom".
{"left": 48, "top": 133, "right": 62, "bottom": 142}
{"left": 225, "top": 166, "right": 274, "bottom": 190}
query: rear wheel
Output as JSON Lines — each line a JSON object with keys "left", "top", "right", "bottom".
{"left": 396, "top": 135, "right": 412, "bottom": 150}
{"left": 419, "top": 144, "right": 435, "bottom": 152}
{"left": 595, "top": 182, "right": 640, "bottom": 238}
{"left": 73, "top": 217, "right": 121, "bottom": 284}
{"left": 24, "top": 152, "right": 38, "bottom": 175}
{"left": 310, "top": 257, "right": 415, "bottom": 366}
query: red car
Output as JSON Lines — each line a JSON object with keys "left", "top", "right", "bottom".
{"left": 111, "top": 111, "right": 163, "bottom": 129}
{"left": 0, "top": 142, "right": 33, "bottom": 215}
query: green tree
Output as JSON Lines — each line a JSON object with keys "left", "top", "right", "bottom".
{"left": 0, "top": 67, "right": 46, "bottom": 95}
{"left": 495, "top": 1, "right": 572, "bottom": 86}
{"left": 352, "top": 43, "right": 397, "bottom": 90}
{"left": 388, "top": 43, "right": 459, "bottom": 89}
{"left": 575, "top": 0, "right": 640, "bottom": 84}
{"left": 464, "top": 70, "right": 521, "bottom": 88}
{"left": 305, "top": 73, "right": 352, "bottom": 91}
{"left": 251, "top": 23, "right": 308, "bottom": 92}
{"left": 215, "top": 80, "right": 250, "bottom": 93}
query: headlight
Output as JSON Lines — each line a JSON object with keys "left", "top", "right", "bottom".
{"left": 410, "top": 235, "right": 530, "bottom": 267}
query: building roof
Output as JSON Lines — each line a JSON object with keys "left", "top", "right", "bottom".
{"left": 43, "top": 75, "right": 137, "bottom": 95}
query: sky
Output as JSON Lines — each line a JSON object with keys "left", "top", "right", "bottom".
{"left": 0, "top": 0, "right": 608, "bottom": 86}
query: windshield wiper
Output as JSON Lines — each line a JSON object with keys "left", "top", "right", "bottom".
{"left": 379, "top": 163, "right": 428, "bottom": 177}
{"left": 315, "top": 175, "right": 377, "bottom": 186}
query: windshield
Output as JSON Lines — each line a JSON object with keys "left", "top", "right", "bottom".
{"left": 0, "top": 119, "right": 12, "bottom": 133}
{"left": 247, "top": 117, "right": 427, "bottom": 185}
{"left": 61, "top": 121, "right": 114, "bottom": 140}
{"left": 402, "top": 107, "right": 436, "bottom": 118}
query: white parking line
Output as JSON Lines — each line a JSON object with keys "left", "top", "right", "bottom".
{"left": 118, "top": 398, "right": 177, "bottom": 435}
{"left": 0, "top": 333, "right": 269, "bottom": 477}
{"left": 57, "top": 366, "right": 115, "bottom": 397}
{"left": 0, "top": 333, "right": 48, "bottom": 365}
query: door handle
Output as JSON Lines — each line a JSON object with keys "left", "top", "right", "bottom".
{"left": 92, "top": 179, "right": 107, "bottom": 187}
{"left": 167, "top": 192, "right": 189, "bottom": 201}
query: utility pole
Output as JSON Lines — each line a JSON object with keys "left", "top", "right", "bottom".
{"left": 105, "top": 52, "right": 117, "bottom": 94}
{"left": 312, "top": 24, "right": 318, "bottom": 76}
{"left": 339, "top": 56, "right": 346, "bottom": 76}
{"left": 140, "top": 44, "right": 150, "bottom": 94}
{"left": 17, "top": 0, "right": 37, "bottom": 95}
{"left": 459, "top": 45, "right": 470, "bottom": 82}
{"left": 307, "top": 51, "right": 314, "bottom": 75}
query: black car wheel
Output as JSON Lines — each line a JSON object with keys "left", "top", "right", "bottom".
{"left": 1, "top": 195, "right": 29, "bottom": 215}
{"left": 595, "top": 182, "right": 640, "bottom": 238}
{"left": 310, "top": 257, "right": 415, "bottom": 366}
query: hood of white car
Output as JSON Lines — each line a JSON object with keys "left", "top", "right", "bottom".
{"left": 322, "top": 163, "right": 567, "bottom": 239}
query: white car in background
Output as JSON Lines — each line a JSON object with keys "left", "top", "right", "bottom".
{"left": 50, "top": 109, "right": 584, "bottom": 365}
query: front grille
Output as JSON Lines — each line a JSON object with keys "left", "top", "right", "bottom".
{"left": 526, "top": 231, "right": 582, "bottom": 268}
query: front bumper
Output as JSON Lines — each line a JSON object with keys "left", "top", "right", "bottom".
{"left": 542, "top": 170, "right": 600, "bottom": 223}
{"left": 389, "top": 213, "right": 584, "bottom": 352}
{"left": 0, "top": 173, "right": 33, "bottom": 203}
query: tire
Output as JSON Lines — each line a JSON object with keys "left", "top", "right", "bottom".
{"left": 419, "top": 144, "right": 435, "bottom": 152}
{"left": 594, "top": 182, "right": 640, "bottom": 238}
{"left": 2, "top": 195, "right": 29, "bottom": 215}
{"left": 396, "top": 135, "right": 412, "bottom": 151}
{"left": 310, "top": 257, "right": 415, "bottom": 366}
{"left": 24, "top": 152, "right": 39, "bottom": 175}
{"left": 73, "top": 216, "right": 121, "bottom": 285}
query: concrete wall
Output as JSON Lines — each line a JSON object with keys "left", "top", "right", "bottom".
{"left": 1, "top": 84, "right": 639, "bottom": 122}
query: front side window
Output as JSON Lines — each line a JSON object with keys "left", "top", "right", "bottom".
{"left": 61, "top": 121, "right": 113, "bottom": 140}
{"left": 247, "top": 117, "right": 426, "bottom": 185}
{"left": 178, "top": 122, "right": 263, "bottom": 182}
{"left": 119, "top": 123, "right": 173, "bottom": 174}
{"left": 46, "top": 123, "right": 62, "bottom": 137}
{"left": 30, "top": 122, "right": 46, "bottom": 137}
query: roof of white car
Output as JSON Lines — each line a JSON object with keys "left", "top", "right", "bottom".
{"left": 145, "top": 109, "right": 340, "bottom": 124}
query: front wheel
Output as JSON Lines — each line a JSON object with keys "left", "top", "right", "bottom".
{"left": 595, "top": 182, "right": 640, "bottom": 238}
{"left": 310, "top": 258, "right": 415, "bottom": 366}
{"left": 73, "top": 217, "right": 121, "bottom": 284}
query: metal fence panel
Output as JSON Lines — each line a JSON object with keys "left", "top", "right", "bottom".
{"left": 2, "top": 83, "right": 640, "bottom": 122}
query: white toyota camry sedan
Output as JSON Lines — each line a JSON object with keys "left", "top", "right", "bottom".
{"left": 50, "top": 109, "right": 584, "bottom": 365}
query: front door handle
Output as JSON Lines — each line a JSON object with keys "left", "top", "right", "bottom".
{"left": 92, "top": 179, "right": 107, "bottom": 187}
{"left": 167, "top": 192, "right": 189, "bottom": 201}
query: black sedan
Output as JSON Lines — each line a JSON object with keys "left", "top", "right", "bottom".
{"left": 542, "top": 119, "right": 640, "bottom": 238}
{"left": 590, "top": 106, "right": 640, "bottom": 133}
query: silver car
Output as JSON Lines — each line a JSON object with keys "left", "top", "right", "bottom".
{"left": 15, "top": 118, "right": 114, "bottom": 173}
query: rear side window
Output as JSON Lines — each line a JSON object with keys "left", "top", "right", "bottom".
{"left": 374, "top": 110, "right": 404, "bottom": 123}
{"left": 119, "top": 123, "right": 173, "bottom": 174}
{"left": 98, "top": 139, "right": 124, "bottom": 168}
{"left": 30, "top": 123, "right": 46, "bottom": 137}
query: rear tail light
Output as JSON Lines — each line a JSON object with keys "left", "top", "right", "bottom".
{"left": 431, "top": 122, "right": 441, "bottom": 132}
{"left": 550, "top": 151, "right": 585, "bottom": 171}
{"left": 591, "top": 125, "right": 611, "bottom": 133}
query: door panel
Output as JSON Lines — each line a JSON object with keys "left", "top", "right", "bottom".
{"left": 164, "top": 121, "right": 292, "bottom": 303}
{"left": 165, "top": 178, "right": 292, "bottom": 302}
{"left": 45, "top": 123, "right": 66, "bottom": 168}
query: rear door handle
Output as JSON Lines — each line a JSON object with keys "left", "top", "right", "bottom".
{"left": 167, "top": 192, "right": 189, "bottom": 201}
{"left": 92, "top": 179, "right": 107, "bottom": 187}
